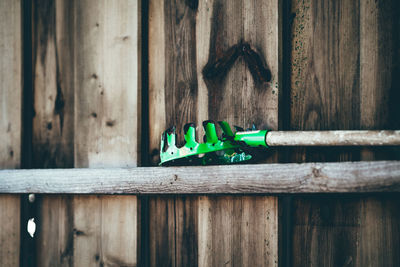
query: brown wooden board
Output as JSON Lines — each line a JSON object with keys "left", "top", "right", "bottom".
{"left": 148, "top": 0, "right": 280, "bottom": 265}
{"left": 198, "top": 196, "right": 278, "bottom": 266}
{"left": 32, "top": 0, "right": 141, "bottom": 266}
{"left": 1, "top": 161, "right": 400, "bottom": 194}
{"left": 32, "top": 1, "right": 75, "bottom": 265}
{"left": 0, "top": 0, "right": 21, "bottom": 266}
{"left": 290, "top": 0, "right": 400, "bottom": 266}
{"left": 357, "top": 0, "right": 400, "bottom": 266}
{"left": 73, "top": 0, "right": 140, "bottom": 266}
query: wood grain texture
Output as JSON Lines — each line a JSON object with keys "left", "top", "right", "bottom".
{"left": 73, "top": 195, "right": 137, "bottom": 267}
{"left": 36, "top": 195, "right": 74, "bottom": 266}
{"left": 0, "top": 0, "right": 22, "bottom": 168}
{"left": 198, "top": 196, "right": 278, "bottom": 266}
{"left": 149, "top": 196, "right": 198, "bottom": 266}
{"left": 290, "top": 1, "right": 361, "bottom": 264}
{"left": 0, "top": 196, "right": 21, "bottom": 267}
{"left": 28, "top": 0, "right": 141, "bottom": 265}
{"left": 32, "top": 0, "right": 74, "bottom": 168}
{"left": 1, "top": 161, "right": 400, "bottom": 194}
{"left": 31, "top": 1, "right": 75, "bottom": 266}
{"left": 196, "top": 1, "right": 280, "bottom": 266}
{"left": 148, "top": 0, "right": 280, "bottom": 264}
{"left": 266, "top": 130, "right": 400, "bottom": 146}
{"left": 199, "top": 0, "right": 279, "bottom": 130}
{"left": 148, "top": 0, "right": 199, "bottom": 265}
{"left": 73, "top": 0, "right": 140, "bottom": 266}
{"left": 290, "top": 0, "right": 400, "bottom": 266}
{"left": 358, "top": 1, "right": 400, "bottom": 266}
{"left": 0, "top": 0, "right": 21, "bottom": 266}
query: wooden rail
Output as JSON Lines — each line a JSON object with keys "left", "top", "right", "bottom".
{"left": 0, "top": 161, "right": 399, "bottom": 194}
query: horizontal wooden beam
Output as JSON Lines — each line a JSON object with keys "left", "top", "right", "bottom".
{"left": 0, "top": 161, "right": 399, "bottom": 194}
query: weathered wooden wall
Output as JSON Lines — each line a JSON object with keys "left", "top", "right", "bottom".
{"left": 290, "top": 0, "right": 400, "bottom": 266}
{"left": 148, "top": 0, "right": 280, "bottom": 266}
{"left": 32, "top": 1, "right": 75, "bottom": 265}
{"left": 31, "top": 0, "right": 141, "bottom": 266}
{"left": 0, "top": 0, "right": 21, "bottom": 266}
{"left": 1, "top": 0, "right": 400, "bottom": 266}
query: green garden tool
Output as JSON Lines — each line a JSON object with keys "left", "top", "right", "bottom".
{"left": 160, "top": 120, "right": 268, "bottom": 166}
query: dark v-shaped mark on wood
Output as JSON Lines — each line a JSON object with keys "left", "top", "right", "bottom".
{"left": 203, "top": 41, "right": 271, "bottom": 84}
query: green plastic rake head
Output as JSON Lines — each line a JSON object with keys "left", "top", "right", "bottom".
{"left": 160, "top": 121, "right": 269, "bottom": 166}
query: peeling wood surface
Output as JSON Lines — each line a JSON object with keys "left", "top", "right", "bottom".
{"left": 0, "top": 161, "right": 399, "bottom": 194}
{"left": 289, "top": 0, "right": 400, "bottom": 266}
{"left": 148, "top": 0, "right": 279, "bottom": 265}
{"left": 0, "top": 0, "right": 21, "bottom": 266}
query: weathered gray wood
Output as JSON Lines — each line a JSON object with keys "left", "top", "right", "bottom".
{"left": 198, "top": 196, "right": 278, "bottom": 266}
{"left": 148, "top": 0, "right": 281, "bottom": 264}
{"left": 357, "top": 1, "right": 400, "bottom": 266}
{"left": 72, "top": 0, "right": 140, "bottom": 266}
{"left": 289, "top": 0, "right": 362, "bottom": 265}
{"left": 0, "top": 0, "right": 21, "bottom": 266}
{"left": 0, "top": 161, "right": 399, "bottom": 194}
{"left": 289, "top": 0, "right": 400, "bottom": 266}
{"left": 31, "top": 1, "right": 75, "bottom": 265}
{"left": 195, "top": 0, "right": 280, "bottom": 265}
{"left": 267, "top": 130, "right": 400, "bottom": 146}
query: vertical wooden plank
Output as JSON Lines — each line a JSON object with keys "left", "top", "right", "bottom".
{"left": 74, "top": 0, "right": 140, "bottom": 168}
{"left": 0, "top": 196, "right": 21, "bottom": 267}
{"left": 33, "top": 0, "right": 141, "bottom": 266}
{"left": 0, "top": 0, "right": 21, "bottom": 266}
{"left": 175, "top": 196, "right": 198, "bottom": 265}
{"left": 358, "top": 0, "right": 400, "bottom": 266}
{"left": 32, "top": 1, "right": 75, "bottom": 265}
{"left": 290, "top": 0, "right": 400, "bottom": 266}
{"left": 148, "top": 0, "right": 199, "bottom": 265}
{"left": 36, "top": 196, "right": 74, "bottom": 266}
{"left": 148, "top": 0, "right": 280, "bottom": 266}
{"left": 358, "top": 196, "right": 400, "bottom": 266}
{"left": 290, "top": 0, "right": 360, "bottom": 139}
{"left": 149, "top": 196, "right": 175, "bottom": 266}
{"left": 0, "top": 0, "right": 22, "bottom": 169}
{"left": 290, "top": 0, "right": 362, "bottom": 265}
{"left": 73, "top": 196, "right": 138, "bottom": 266}
{"left": 198, "top": 197, "right": 278, "bottom": 267}
{"left": 197, "top": 0, "right": 280, "bottom": 266}
{"left": 32, "top": 0, "right": 74, "bottom": 168}
{"left": 73, "top": 0, "right": 140, "bottom": 266}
